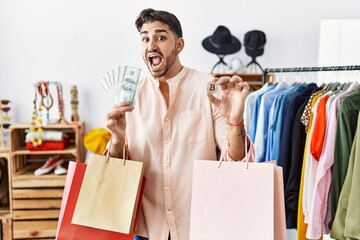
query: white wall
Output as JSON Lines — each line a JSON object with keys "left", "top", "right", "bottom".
{"left": 319, "top": 19, "right": 360, "bottom": 66}
{"left": 1, "top": 0, "right": 360, "bottom": 131}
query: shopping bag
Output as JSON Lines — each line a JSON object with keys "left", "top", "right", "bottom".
{"left": 273, "top": 163, "right": 286, "bottom": 240}
{"left": 72, "top": 149, "right": 144, "bottom": 234}
{"left": 189, "top": 139, "right": 286, "bottom": 240}
{"left": 56, "top": 161, "right": 146, "bottom": 240}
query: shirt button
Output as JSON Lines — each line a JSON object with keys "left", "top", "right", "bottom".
{"left": 165, "top": 187, "right": 169, "bottom": 191}
{"left": 164, "top": 139, "right": 169, "bottom": 144}
{"left": 165, "top": 117, "right": 169, "bottom": 121}
{"left": 154, "top": 80, "right": 160, "bottom": 87}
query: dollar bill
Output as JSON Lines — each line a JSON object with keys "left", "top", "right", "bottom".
{"left": 116, "top": 66, "right": 124, "bottom": 102}
{"left": 119, "top": 66, "right": 141, "bottom": 105}
{"left": 100, "top": 65, "right": 141, "bottom": 104}
{"left": 100, "top": 74, "right": 117, "bottom": 103}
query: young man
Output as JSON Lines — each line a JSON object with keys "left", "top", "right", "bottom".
{"left": 105, "top": 8, "right": 250, "bottom": 240}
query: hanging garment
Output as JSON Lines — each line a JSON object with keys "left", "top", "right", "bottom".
{"left": 331, "top": 112, "right": 360, "bottom": 240}
{"left": 306, "top": 83, "right": 359, "bottom": 239}
{"left": 301, "top": 88, "right": 326, "bottom": 132}
{"left": 330, "top": 85, "right": 360, "bottom": 228}
{"left": 265, "top": 85, "right": 299, "bottom": 162}
{"left": 309, "top": 94, "right": 331, "bottom": 160}
{"left": 243, "top": 83, "right": 270, "bottom": 132}
{"left": 265, "top": 94, "right": 281, "bottom": 162}
{"left": 249, "top": 84, "right": 276, "bottom": 141}
{"left": 254, "top": 82, "right": 289, "bottom": 162}
{"left": 297, "top": 91, "right": 323, "bottom": 240}
{"left": 278, "top": 83, "right": 318, "bottom": 188}
{"left": 302, "top": 92, "right": 324, "bottom": 224}
{"left": 283, "top": 99, "right": 311, "bottom": 229}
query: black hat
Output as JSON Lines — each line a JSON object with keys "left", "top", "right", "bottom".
{"left": 202, "top": 25, "right": 241, "bottom": 55}
{"left": 244, "top": 30, "right": 266, "bottom": 58}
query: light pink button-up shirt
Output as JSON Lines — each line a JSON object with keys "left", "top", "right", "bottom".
{"left": 125, "top": 67, "right": 228, "bottom": 240}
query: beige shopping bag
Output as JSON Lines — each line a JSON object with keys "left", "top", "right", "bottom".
{"left": 56, "top": 161, "right": 146, "bottom": 240}
{"left": 72, "top": 144, "right": 144, "bottom": 234}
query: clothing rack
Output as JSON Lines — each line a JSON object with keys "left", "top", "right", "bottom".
{"left": 262, "top": 65, "right": 360, "bottom": 85}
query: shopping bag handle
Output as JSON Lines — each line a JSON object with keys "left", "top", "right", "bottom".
{"left": 105, "top": 137, "right": 129, "bottom": 165}
{"left": 218, "top": 131, "right": 255, "bottom": 169}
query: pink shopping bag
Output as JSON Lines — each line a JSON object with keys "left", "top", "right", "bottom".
{"left": 189, "top": 140, "right": 286, "bottom": 240}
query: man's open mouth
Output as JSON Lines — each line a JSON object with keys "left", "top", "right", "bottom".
{"left": 148, "top": 54, "right": 162, "bottom": 67}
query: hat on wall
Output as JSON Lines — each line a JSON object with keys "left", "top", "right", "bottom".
{"left": 202, "top": 25, "right": 241, "bottom": 55}
{"left": 244, "top": 30, "right": 266, "bottom": 58}
{"left": 84, "top": 128, "right": 111, "bottom": 155}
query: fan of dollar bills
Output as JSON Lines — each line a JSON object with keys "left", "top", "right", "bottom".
{"left": 100, "top": 65, "right": 141, "bottom": 105}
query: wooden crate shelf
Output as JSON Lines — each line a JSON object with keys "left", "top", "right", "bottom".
{"left": 0, "top": 151, "right": 11, "bottom": 219}
{"left": 8, "top": 122, "right": 85, "bottom": 239}
{"left": 212, "top": 73, "right": 273, "bottom": 91}
{"left": 1, "top": 218, "right": 12, "bottom": 240}
{"left": 12, "top": 189, "right": 64, "bottom": 200}
{"left": 0, "top": 150, "right": 12, "bottom": 239}
{"left": 12, "top": 220, "right": 57, "bottom": 239}
{"left": 11, "top": 147, "right": 78, "bottom": 157}
{"left": 11, "top": 163, "right": 66, "bottom": 189}
{"left": 13, "top": 209, "right": 60, "bottom": 220}
{"left": 13, "top": 199, "right": 62, "bottom": 210}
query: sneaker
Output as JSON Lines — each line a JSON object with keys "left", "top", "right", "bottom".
{"left": 54, "top": 162, "right": 67, "bottom": 175}
{"left": 34, "top": 155, "right": 64, "bottom": 176}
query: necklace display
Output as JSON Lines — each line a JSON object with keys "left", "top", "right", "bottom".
{"left": 56, "top": 82, "right": 69, "bottom": 124}
{"left": 38, "top": 81, "right": 53, "bottom": 123}
{"left": 30, "top": 84, "right": 44, "bottom": 146}
{"left": 70, "top": 85, "right": 79, "bottom": 122}
{"left": 30, "top": 81, "right": 70, "bottom": 146}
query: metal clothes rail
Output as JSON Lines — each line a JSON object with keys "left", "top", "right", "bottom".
{"left": 262, "top": 65, "right": 360, "bottom": 85}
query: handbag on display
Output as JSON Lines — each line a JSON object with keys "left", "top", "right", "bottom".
{"left": 56, "top": 161, "right": 145, "bottom": 240}
{"left": 189, "top": 138, "right": 286, "bottom": 240}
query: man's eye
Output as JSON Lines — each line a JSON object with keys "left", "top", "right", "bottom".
{"left": 158, "top": 36, "right": 166, "bottom": 41}
{"left": 142, "top": 37, "right": 149, "bottom": 42}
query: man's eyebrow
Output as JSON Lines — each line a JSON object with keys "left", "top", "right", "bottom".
{"left": 140, "top": 29, "right": 168, "bottom": 35}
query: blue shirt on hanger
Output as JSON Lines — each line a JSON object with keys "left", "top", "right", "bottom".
{"left": 268, "top": 85, "right": 303, "bottom": 162}
{"left": 254, "top": 82, "right": 289, "bottom": 162}
{"left": 249, "top": 84, "right": 276, "bottom": 142}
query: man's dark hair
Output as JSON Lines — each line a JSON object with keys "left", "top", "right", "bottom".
{"left": 135, "top": 8, "right": 183, "bottom": 38}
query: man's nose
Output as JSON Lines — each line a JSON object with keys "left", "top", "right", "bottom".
{"left": 148, "top": 39, "right": 158, "bottom": 51}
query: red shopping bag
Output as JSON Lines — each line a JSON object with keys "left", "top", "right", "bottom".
{"left": 56, "top": 161, "right": 145, "bottom": 240}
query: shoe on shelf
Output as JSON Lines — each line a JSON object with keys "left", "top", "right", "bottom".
{"left": 54, "top": 162, "right": 67, "bottom": 175}
{"left": 34, "top": 155, "right": 64, "bottom": 176}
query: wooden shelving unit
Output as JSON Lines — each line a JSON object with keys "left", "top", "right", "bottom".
{"left": 212, "top": 73, "right": 273, "bottom": 91}
{"left": 8, "top": 122, "right": 85, "bottom": 239}
{"left": 0, "top": 149, "right": 12, "bottom": 240}
{"left": 1, "top": 218, "right": 12, "bottom": 240}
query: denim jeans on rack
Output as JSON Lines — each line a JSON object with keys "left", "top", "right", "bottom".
{"left": 134, "top": 233, "right": 171, "bottom": 240}
{"left": 134, "top": 236, "right": 148, "bottom": 240}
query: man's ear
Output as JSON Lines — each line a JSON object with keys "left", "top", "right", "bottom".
{"left": 176, "top": 37, "right": 185, "bottom": 55}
